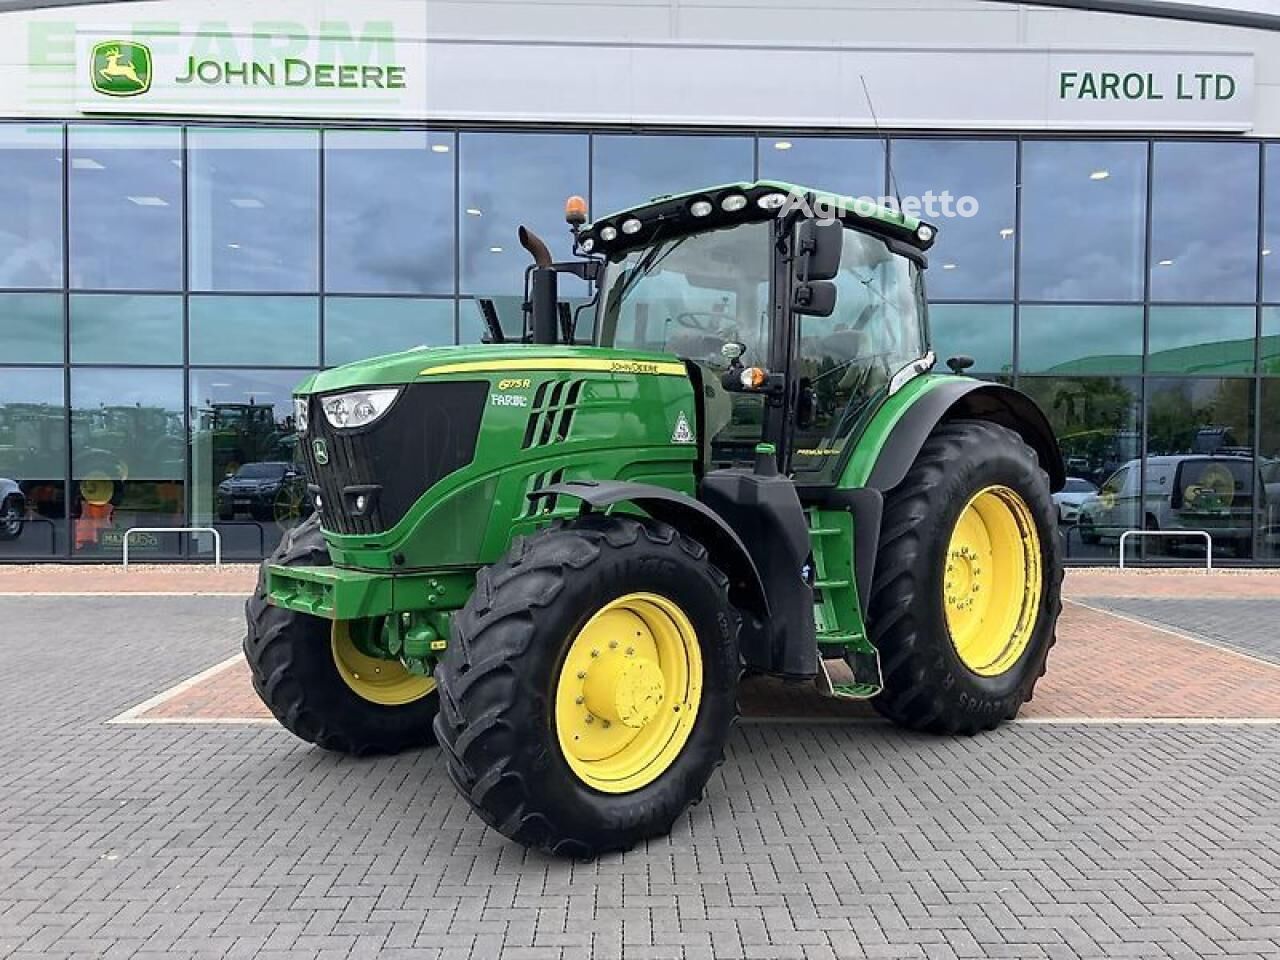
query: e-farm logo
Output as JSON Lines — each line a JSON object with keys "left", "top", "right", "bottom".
{"left": 90, "top": 40, "right": 153, "bottom": 97}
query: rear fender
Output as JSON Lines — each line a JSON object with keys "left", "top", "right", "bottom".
{"left": 865, "top": 380, "right": 1066, "bottom": 493}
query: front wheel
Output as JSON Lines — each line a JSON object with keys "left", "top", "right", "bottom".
{"left": 244, "top": 515, "right": 439, "bottom": 755}
{"left": 0, "top": 496, "right": 23, "bottom": 541}
{"left": 868, "top": 419, "right": 1062, "bottom": 735}
{"left": 434, "top": 515, "right": 740, "bottom": 857}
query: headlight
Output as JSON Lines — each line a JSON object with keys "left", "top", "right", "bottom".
{"left": 320, "top": 388, "right": 400, "bottom": 429}
{"left": 293, "top": 397, "right": 309, "bottom": 434}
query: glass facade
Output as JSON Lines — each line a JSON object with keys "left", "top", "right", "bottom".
{"left": 0, "top": 121, "right": 1277, "bottom": 564}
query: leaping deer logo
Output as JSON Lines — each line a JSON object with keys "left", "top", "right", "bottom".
{"left": 90, "top": 41, "right": 152, "bottom": 97}
{"left": 100, "top": 48, "right": 143, "bottom": 86}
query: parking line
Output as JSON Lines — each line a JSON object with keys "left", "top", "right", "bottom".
{"left": 1069, "top": 598, "right": 1280, "bottom": 670}
{"left": 108, "top": 653, "right": 246, "bottom": 724}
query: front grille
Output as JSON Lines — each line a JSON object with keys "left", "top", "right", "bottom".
{"left": 301, "top": 381, "right": 488, "bottom": 535}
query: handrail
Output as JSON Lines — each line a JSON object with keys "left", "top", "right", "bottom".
{"left": 1118, "top": 528, "right": 1213, "bottom": 571}
{"left": 123, "top": 526, "right": 222, "bottom": 568}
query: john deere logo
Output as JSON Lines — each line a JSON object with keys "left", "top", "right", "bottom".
{"left": 312, "top": 439, "right": 329, "bottom": 465}
{"left": 90, "top": 41, "right": 152, "bottom": 97}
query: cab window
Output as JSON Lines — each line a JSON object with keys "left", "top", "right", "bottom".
{"left": 791, "top": 227, "right": 926, "bottom": 478}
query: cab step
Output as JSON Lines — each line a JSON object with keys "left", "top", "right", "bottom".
{"left": 817, "top": 656, "right": 881, "bottom": 700}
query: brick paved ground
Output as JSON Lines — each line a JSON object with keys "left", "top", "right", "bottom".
{"left": 127, "top": 599, "right": 1280, "bottom": 724}
{"left": 1086, "top": 598, "right": 1280, "bottom": 666}
{"left": 2, "top": 583, "right": 1280, "bottom": 958}
{"left": 2, "top": 564, "right": 1276, "bottom": 598}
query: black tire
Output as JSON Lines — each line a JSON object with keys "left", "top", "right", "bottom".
{"left": 244, "top": 514, "right": 439, "bottom": 755}
{"left": 0, "top": 496, "right": 23, "bottom": 541}
{"left": 868, "top": 419, "right": 1063, "bottom": 735}
{"left": 434, "top": 515, "right": 740, "bottom": 857}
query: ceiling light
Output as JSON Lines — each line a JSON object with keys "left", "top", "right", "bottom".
{"left": 621, "top": 218, "right": 642, "bottom": 235}
{"left": 71, "top": 157, "right": 104, "bottom": 170}
{"left": 230, "top": 197, "right": 264, "bottom": 209}
{"left": 127, "top": 196, "right": 168, "bottom": 207}
{"left": 999, "top": 227, "right": 1014, "bottom": 239}
{"left": 757, "top": 192, "right": 788, "bottom": 210}
{"left": 1089, "top": 169, "right": 1110, "bottom": 181}
{"left": 465, "top": 207, "right": 482, "bottom": 216}
{"left": 600, "top": 225, "right": 618, "bottom": 242}
{"left": 689, "top": 200, "right": 713, "bottom": 217}
{"left": 942, "top": 263, "right": 957, "bottom": 270}
{"left": 489, "top": 245, "right": 503, "bottom": 253}
{"left": 773, "top": 140, "right": 793, "bottom": 151}
{"left": 720, "top": 194, "right": 748, "bottom": 212}
{"left": 1157, "top": 259, "right": 1174, "bottom": 266}
{"left": 431, "top": 144, "right": 450, "bottom": 154}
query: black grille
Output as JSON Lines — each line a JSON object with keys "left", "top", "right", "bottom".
{"left": 301, "top": 381, "right": 488, "bottom": 535}
{"left": 521, "top": 378, "right": 585, "bottom": 449}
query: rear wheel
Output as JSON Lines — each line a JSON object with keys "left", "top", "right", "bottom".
{"left": 868, "top": 419, "right": 1062, "bottom": 735}
{"left": 244, "top": 515, "right": 439, "bottom": 755}
{"left": 434, "top": 515, "right": 740, "bottom": 857}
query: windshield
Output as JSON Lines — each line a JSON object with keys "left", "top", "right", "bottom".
{"left": 595, "top": 222, "right": 772, "bottom": 368}
{"left": 235, "top": 462, "right": 288, "bottom": 479}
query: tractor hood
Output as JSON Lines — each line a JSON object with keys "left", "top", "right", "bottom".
{"left": 294, "top": 344, "right": 687, "bottom": 396}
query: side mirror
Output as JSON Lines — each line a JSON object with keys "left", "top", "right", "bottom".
{"left": 796, "top": 219, "right": 843, "bottom": 282}
{"left": 792, "top": 280, "right": 837, "bottom": 317}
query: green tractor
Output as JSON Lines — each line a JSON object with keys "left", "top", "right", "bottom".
{"left": 247, "top": 181, "right": 1064, "bottom": 856}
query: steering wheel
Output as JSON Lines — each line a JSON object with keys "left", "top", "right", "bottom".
{"left": 675, "top": 311, "right": 729, "bottom": 333}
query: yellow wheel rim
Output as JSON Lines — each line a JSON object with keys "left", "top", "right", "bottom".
{"left": 554, "top": 592, "right": 703, "bottom": 794}
{"left": 943, "top": 485, "right": 1043, "bottom": 677}
{"left": 79, "top": 478, "right": 114, "bottom": 506}
{"left": 330, "top": 621, "right": 436, "bottom": 707}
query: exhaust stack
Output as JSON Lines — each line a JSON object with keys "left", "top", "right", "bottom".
{"left": 519, "top": 226, "right": 558, "bottom": 345}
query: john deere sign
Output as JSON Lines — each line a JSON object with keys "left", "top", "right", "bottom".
{"left": 75, "top": 23, "right": 425, "bottom": 118}
{"left": 174, "top": 57, "right": 406, "bottom": 90}
{"left": 90, "top": 41, "right": 152, "bottom": 97}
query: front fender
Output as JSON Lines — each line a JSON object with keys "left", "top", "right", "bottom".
{"left": 530, "top": 480, "right": 770, "bottom": 622}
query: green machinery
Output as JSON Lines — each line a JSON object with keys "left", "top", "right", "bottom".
{"left": 247, "top": 181, "right": 1065, "bottom": 856}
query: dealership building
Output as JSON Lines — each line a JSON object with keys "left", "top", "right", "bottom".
{"left": 0, "top": 0, "right": 1277, "bottom": 564}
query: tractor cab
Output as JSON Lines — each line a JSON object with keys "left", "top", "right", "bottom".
{"left": 577, "top": 182, "right": 937, "bottom": 484}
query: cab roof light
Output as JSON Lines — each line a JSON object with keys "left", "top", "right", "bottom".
{"left": 565, "top": 195, "right": 588, "bottom": 226}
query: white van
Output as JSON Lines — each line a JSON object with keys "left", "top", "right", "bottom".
{"left": 1078, "top": 455, "right": 1263, "bottom": 556}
